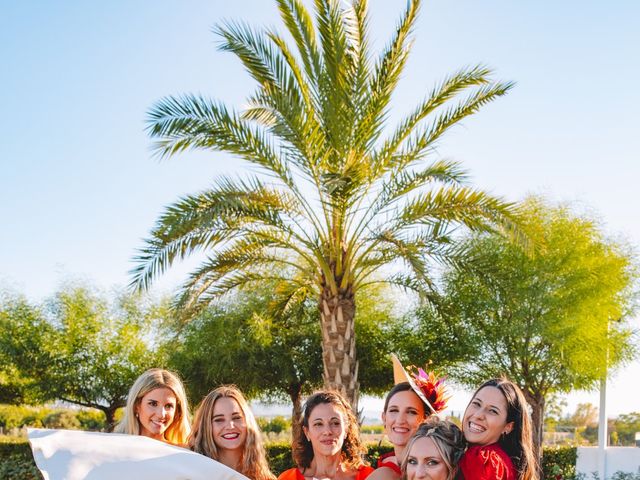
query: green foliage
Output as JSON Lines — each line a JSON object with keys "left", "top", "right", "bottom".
{"left": 265, "top": 441, "right": 295, "bottom": 476}
{"left": 0, "top": 405, "right": 107, "bottom": 432}
{"left": 170, "top": 282, "right": 403, "bottom": 405}
{"left": 258, "top": 416, "right": 291, "bottom": 434}
{"left": 132, "top": 0, "right": 518, "bottom": 404}
{"left": 0, "top": 440, "right": 42, "bottom": 480}
{"left": 612, "top": 412, "right": 640, "bottom": 445}
{"left": 541, "top": 446, "right": 577, "bottom": 479}
{"left": 0, "top": 285, "right": 169, "bottom": 427}
{"left": 42, "top": 411, "right": 81, "bottom": 430}
{"left": 415, "top": 197, "right": 638, "bottom": 451}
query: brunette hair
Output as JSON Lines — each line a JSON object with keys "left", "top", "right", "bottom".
{"left": 293, "top": 390, "right": 367, "bottom": 471}
{"left": 188, "top": 385, "right": 275, "bottom": 480}
{"left": 468, "top": 378, "right": 538, "bottom": 480}
{"left": 383, "top": 382, "right": 428, "bottom": 416}
{"left": 401, "top": 417, "right": 465, "bottom": 480}
{"left": 114, "top": 368, "right": 191, "bottom": 445}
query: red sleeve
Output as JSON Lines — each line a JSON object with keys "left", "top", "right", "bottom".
{"left": 356, "top": 465, "right": 376, "bottom": 479}
{"left": 459, "top": 445, "right": 515, "bottom": 480}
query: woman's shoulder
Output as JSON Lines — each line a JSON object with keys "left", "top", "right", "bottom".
{"left": 277, "top": 468, "right": 303, "bottom": 480}
{"left": 459, "top": 444, "right": 515, "bottom": 480}
{"left": 356, "top": 465, "right": 376, "bottom": 479}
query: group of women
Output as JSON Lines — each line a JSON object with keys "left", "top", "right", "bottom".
{"left": 113, "top": 355, "right": 537, "bottom": 480}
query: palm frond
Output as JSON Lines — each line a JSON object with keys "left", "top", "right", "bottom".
{"left": 373, "top": 64, "right": 494, "bottom": 173}
{"left": 276, "top": 0, "right": 322, "bottom": 83}
{"left": 394, "top": 186, "right": 518, "bottom": 232}
{"left": 355, "top": 0, "right": 420, "bottom": 152}
{"left": 390, "top": 80, "right": 515, "bottom": 169}
{"left": 130, "top": 177, "right": 309, "bottom": 292}
{"left": 147, "top": 94, "right": 293, "bottom": 184}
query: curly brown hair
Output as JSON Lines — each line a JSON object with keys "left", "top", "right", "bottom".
{"left": 292, "top": 390, "right": 367, "bottom": 471}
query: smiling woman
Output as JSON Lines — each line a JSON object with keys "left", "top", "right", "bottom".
{"left": 368, "top": 355, "right": 449, "bottom": 480}
{"left": 278, "top": 390, "right": 374, "bottom": 480}
{"left": 188, "top": 385, "right": 275, "bottom": 480}
{"left": 459, "top": 378, "right": 538, "bottom": 480}
{"left": 113, "top": 368, "right": 191, "bottom": 446}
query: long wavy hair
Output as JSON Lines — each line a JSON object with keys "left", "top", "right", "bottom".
{"left": 188, "top": 385, "right": 275, "bottom": 480}
{"left": 114, "top": 368, "right": 191, "bottom": 445}
{"left": 293, "top": 390, "right": 367, "bottom": 472}
{"left": 468, "top": 378, "right": 538, "bottom": 480}
{"left": 400, "top": 418, "right": 466, "bottom": 480}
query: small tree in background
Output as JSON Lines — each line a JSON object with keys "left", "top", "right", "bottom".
{"left": 169, "top": 281, "right": 403, "bottom": 422}
{"left": 415, "top": 197, "right": 637, "bottom": 457}
{"left": 0, "top": 285, "right": 168, "bottom": 430}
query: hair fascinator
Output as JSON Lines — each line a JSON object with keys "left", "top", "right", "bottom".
{"left": 391, "top": 353, "right": 450, "bottom": 414}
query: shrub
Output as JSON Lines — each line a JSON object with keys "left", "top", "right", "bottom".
{"left": 42, "top": 411, "right": 81, "bottom": 430}
{"left": 541, "top": 446, "right": 577, "bottom": 479}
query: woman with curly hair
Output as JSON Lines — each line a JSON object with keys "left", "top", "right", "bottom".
{"left": 278, "top": 390, "right": 374, "bottom": 480}
{"left": 189, "top": 385, "right": 276, "bottom": 480}
{"left": 400, "top": 418, "right": 465, "bottom": 480}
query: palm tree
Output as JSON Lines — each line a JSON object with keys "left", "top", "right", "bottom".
{"left": 132, "top": 0, "right": 518, "bottom": 407}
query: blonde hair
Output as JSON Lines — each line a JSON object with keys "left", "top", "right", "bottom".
{"left": 114, "top": 368, "right": 191, "bottom": 445}
{"left": 188, "top": 385, "right": 275, "bottom": 480}
{"left": 401, "top": 418, "right": 466, "bottom": 480}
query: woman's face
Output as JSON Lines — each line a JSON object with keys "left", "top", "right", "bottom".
{"left": 212, "top": 397, "right": 248, "bottom": 452}
{"left": 303, "top": 402, "right": 347, "bottom": 458}
{"left": 405, "top": 436, "right": 449, "bottom": 480}
{"left": 383, "top": 389, "right": 426, "bottom": 447}
{"left": 462, "top": 386, "right": 513, "bottom": 446}
{"left": 135, "top": 387, "right": 177, "bottom": 441}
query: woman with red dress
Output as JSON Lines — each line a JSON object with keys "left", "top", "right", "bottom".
{"left": 278, "top": 390, "right": 374, "bottom": 480}
{"left": 369, "top": 354, "right": 450, "bottom": 480}
{"left": 458, "top": 378, "right": 538, "bottom": 480}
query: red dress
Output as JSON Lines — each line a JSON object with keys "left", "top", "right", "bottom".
{"left": 278, "top": 465, "right": 375, "bottom": 480}
{"left": 376, "top": 452, "right": 401, "bottom": 475}
{"left": 458, "top": 444, "right": 516, "bottom": 480}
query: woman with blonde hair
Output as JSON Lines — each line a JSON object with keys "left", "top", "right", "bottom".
{"left": 114, "top": 368, "right": 191, "bottom": 446}
{"left": 189, "top": 385, "right": 275, "bottom": 480}
{"left": 278, "top": 390, "right": 373, "bottom": 480}
{"left": 400, "top": 418, "right": 465, "bottom": 480}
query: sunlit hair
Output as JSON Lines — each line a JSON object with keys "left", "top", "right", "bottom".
{"left": 383, "top": 382, "right": 428, "bottom": 416}
{"left": 114, "top": 368, "right": 191, "bottom": 445}
{"left": 467, "top": 378, "right": 538, "bottom": 480}
{"left": 188, "top": 385, "right": 275, "bottom": 480}
{"left": 293, "top": 390, "right": 368, "bottom": 471}
{"left": 400, "top": 418, "right": 466, "bottom": 480}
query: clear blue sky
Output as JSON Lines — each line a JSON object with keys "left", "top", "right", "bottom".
{"left": 1, "top": 1, "right": 639, "bottom": 415}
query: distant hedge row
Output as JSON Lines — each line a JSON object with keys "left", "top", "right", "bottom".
{"left": 0, "top": 438, "right": 579, "bottom": 480}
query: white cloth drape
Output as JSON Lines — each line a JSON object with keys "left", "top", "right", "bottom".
{"left": 28, "top": 428, "right": 249, "bottom": 480}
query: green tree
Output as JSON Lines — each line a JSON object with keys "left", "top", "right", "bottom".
{"left": 416, "top": 197, "right": 637, "bottom": 455}
{"left": 132, "top": 0, "right": 518, "bottom": 407}
{"left": 0, "top": 286, "right": 168, "bottom": 429}
{"left": 169, "top": 281, "right": 402, "bottom": 421}
{"left": 612, "top": 412, "right": 640, "bottom": 446}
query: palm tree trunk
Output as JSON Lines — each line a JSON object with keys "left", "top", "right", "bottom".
{"left": 319, "top": 287, "right": 359, "bottom": 409}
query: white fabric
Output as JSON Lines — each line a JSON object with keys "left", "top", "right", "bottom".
{"left": 28, "top": 428, "right": 249, "bottom": 480}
